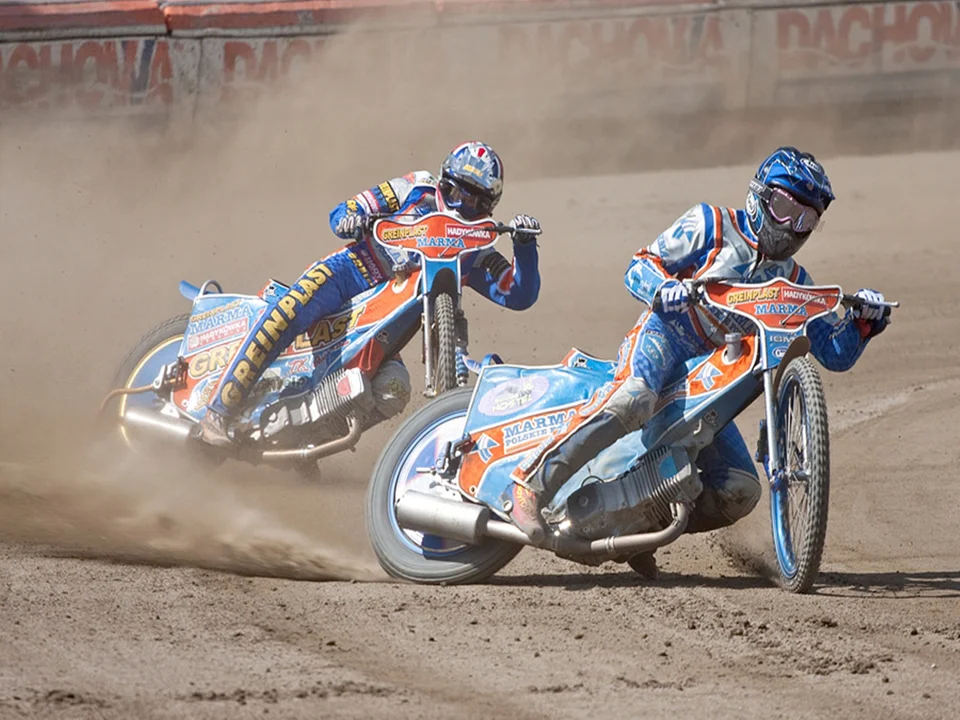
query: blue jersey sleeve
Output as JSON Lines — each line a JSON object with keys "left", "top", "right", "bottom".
{"left": 796, "top": 265, "right": 870, "bottom": 372}
{"left": 625, "top": 204, "right": 719, "bottom": 304}
{"left": 466, "top": 241, "right": 540, "bottom": 311}
{"left": 329, "top": 171, "right": 435, "bottom": 239}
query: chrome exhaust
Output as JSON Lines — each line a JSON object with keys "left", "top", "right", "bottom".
{"left": 395, "top": 490, "right": 690, "bottom": 557}
{"left": 261, "top": 416, "right": 362, "bottom": 462}
{"left": 121, "top": 408, "right": 193, "bottom": 440}
{"left": 396, "top": 490, "right": 502, "bottom": 546}
{"left": 120, "top": 408, "right": 361, "bottom": 465}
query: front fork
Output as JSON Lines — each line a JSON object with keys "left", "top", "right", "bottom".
{"left": 422, "top": 293, "right": 434, "bottom": 395}
{"left": 455, "top": 310, "right": 469, "bottom": 387}
{"left": 757, "top": 369, "right": 786, "bottom": 491}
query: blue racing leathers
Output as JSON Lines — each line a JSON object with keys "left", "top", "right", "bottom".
{"left": 624, "top": 204, "right": 878, "bottom": 373}
{"left": 328, "top": 170, "right": 540, "bottom": 310}
{"left": 515, "top": 204, "right": 879, "bottom": 537}
{"left": 209, "top": 170, "right": 540, "bottom": 417}
{"left": 613, "top": 203, "right": 882, "bottom": 530}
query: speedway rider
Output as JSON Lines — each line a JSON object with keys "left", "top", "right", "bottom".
{"left": 508, "top": 147, "right": 893, "bottom": 572}
{"left": 193, "top": 141, "right": 542, "bottom": 448}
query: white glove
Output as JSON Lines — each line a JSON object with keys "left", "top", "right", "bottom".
{"left": 335, "top": 214, "right": 370, "bottom": 239}
{"left": 510, "top": 214, "right": 541, "bottom": 244}
{"left": 852, "top": 288, "right": 886, "bottom": 321}
{"left": 658, "top": 280, "right": 690, "bottom": 314}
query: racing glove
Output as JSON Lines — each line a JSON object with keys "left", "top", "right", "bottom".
{"left": 334, "top": 213, "right": 372, "bottom": 240}
{"left": 510, "top": 214, "right": 541, "bottom": 245}
{"left": 851, "top": 288, "right": 890, "bottom": 338}
{"left": 657, "top": 279, "right": 690, "bottom": 314}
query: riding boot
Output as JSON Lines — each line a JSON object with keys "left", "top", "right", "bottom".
{"left": 194, "top": 409, "right": 233, "bottom": 447}
{"left": 510, "top": 378, "right": 658, "bottom": 541}
{"left": 509, "top": 411, "right": 628, "bottom": 541}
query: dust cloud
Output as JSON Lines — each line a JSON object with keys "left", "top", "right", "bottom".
{"left": 1, "top": 16, "right": 958, "bottom": 581}
{"left": 0, "top": 452, "right": 383, "bottom": 581}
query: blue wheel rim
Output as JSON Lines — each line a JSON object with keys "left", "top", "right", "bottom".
{"left": 386, "top": 409, "right": 470, "bottom": 558}
{"left": 770, "top": 374, "right": 810, "bottom": 580}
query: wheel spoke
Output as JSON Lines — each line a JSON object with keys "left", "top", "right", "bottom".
{"left": 785, "top": 384, "right": 810, "bottom": 549}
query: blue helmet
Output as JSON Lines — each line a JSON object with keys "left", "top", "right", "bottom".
{"left": 438, "top": 141, "right": 504, "bottom": 220}
{"left": 746, "top": 147, "right": 835, "bottom": 260}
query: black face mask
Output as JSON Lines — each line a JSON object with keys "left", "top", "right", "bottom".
{"left": 439, "top": 177, "right": 497, "bottom": 220}
{"left": 757, "top": 203, "right": 811, "bottom": 261}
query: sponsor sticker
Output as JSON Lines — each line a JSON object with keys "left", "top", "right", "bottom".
{"left": 478, "top": 376, "right": 549, "bottom": 417}
{"left": 502, "top": 409, "right": 576, "bottom": 454}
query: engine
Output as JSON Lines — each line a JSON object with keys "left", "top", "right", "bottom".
{"left": 252, "top": 361, "right": 411, "bottom": 447}
{"left": 563, "top": 445, "right": 703, "bottom": 540}
{"left": 257, "top": 367, "right": 375, "bottom": 443}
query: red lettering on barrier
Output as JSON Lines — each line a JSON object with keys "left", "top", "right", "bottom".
{"left": 75, "top": 40, "right": 104, "bottom": 108}
{"left": 0, "top": 39, "right": 176, "bottom": 110}
{"left": 499, "top": 14, "right": 729, "bottom": 79}
{"left": 221, "top": 38, "right": 327, "bottom": 102}
{"left": 776, "top": 2, "right": 960, "bottom": 76}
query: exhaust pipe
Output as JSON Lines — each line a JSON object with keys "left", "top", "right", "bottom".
{"left": 120, "top": 409, "right": 361, "bottom": 465}
{"left": 261, "top": 416, "right": 362, "bottom": 462}
{"left": 396, "top": 490, "right": 507, "bottom": 546}
{"left": 395, "top": 490, "right": 690, "bottom": 557}
{"left": 121, "top": 408, "right": 193, "bottom": 440}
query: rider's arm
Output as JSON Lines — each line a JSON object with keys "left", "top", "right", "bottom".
{"left": 625, "top": 204, "right": 719, "bottom": 304}
{"left": 466, "top": 240, "right": 540, "bottom": 311}
{"left": 797, "top": 266, "right": 873, "bottom": 372}
{"left": 329, "top": 171, "right": 434, "bottom": 238}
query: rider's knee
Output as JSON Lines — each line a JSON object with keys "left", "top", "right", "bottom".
{"left": 371, "top": 358, "right": 411, "bottom": 420}
{"left": 688, "top": 468, "right": 762, "bottom": 533}
{"left": 716, "top": 468, "right": 762, "bottom": 522}
{"left": 606, "top": 377, "right": 657, "bottom": 432}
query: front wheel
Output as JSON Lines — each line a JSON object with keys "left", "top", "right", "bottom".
{"left": 770, "top": 356, "right": 830, "bottom": 594}
{"left": 430, "top": 292, "right": 458, "bottom": 395}
{"left": 365, "top": 388, "right": 520, "bottom": 584}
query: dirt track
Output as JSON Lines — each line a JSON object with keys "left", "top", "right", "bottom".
{"left": 3, "top": 113, "right": 960, "bottom": 718}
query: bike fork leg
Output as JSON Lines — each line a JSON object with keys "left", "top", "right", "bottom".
{"left": 763, "top": 370, "right": 780, "bottom": 480}
{"left": 422, "top": 294, "right": 435, "bottom": 397}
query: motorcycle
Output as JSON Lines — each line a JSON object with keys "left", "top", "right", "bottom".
{"left": 366, "top": 277, "right": 897, "bottom": 593}
{"left": 101, "top": 211, "right": 535, "bottom": 473}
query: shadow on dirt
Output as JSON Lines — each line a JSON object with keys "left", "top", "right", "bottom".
{"left": 490, "top": 570, "right": 772, "bottom": 591}
{"left": 814, "top": 570, "right": 960, "bottom": 599}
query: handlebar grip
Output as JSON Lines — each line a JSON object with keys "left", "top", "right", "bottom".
{"left": 493, "top": 224, "right": 544, "bottom": 239}
{"left": 842, "top": 293, "right": 895, "bottom": 318}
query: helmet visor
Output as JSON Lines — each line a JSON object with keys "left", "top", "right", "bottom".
{"left": 767, "top": 187, "right": 821, "bottom": 233}
{"left": 439, "top": 177, "right": 497, "bottom": 220}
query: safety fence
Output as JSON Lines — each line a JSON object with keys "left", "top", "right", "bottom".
{"left": 1, "top": 0, "right": 959, "bottom": 118}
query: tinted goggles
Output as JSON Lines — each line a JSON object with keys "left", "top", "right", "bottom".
{"left": 765, "top": 186, "right": 821, "bottom": 234}
{"left": 439, "top": 178, "right": 496, "bottom": 219}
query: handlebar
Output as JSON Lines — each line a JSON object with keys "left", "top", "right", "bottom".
{"left": 650, "top": 280, "right": 900, "bottom": 318}
{"left": 365, "top": 212, "right": 541, "bottom": 238}
{"left": 649, "top": 279, "right": 704, "bottom": 313}
{"left": 492, "top": 223, "right": 542, "bottom": 237}
{"left": 842, "top": 293, "right": 899, "bottom": 319}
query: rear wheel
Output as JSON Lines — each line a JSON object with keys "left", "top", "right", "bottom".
{"left": 770, "top": 356, "right": 830, "bottom": 594}
{"left": 102, "top": 314, "right": 193, "bottom": 457}
{"left": 431, "top": 292, "right": 458, "bottom": 395}
{"left": 366, "top": 388, "right": 520, "bottom": 584}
